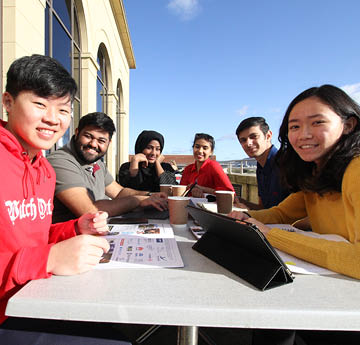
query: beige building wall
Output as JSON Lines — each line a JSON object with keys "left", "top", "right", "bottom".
{"left": 1, "top": 0, "right": 134, "bottom": 177}
{"left": 2, "top": 0, "right": 46, "bottom": 98}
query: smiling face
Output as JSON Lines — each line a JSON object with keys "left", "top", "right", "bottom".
{"left": 142, "top": 140, "right": 161, "bottom": 163}
{"left": 288, "top": 96, "right": 354, "bottom": 167}
{"left": 237, "top": 125, "right": 272, "bottom": 161}
{"left": 74, "top": 126, "right": 110, "bottom": 164}
{"left": 193, "top": 138, "right": 213, "bottom": 164}
{"left": 3, "top": 90, "right": 72, "bottom": 159}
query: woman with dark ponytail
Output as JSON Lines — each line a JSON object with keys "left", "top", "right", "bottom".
{"left": 230, "top": 84, "right": 360, "bottom": 344}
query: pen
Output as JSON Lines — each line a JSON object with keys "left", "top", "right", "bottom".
{"left": 182, "top": 181, "right": 198, "bottom": 197}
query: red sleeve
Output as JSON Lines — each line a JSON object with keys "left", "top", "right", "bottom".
{"left": 0, "top": 220, "right": 77, "bottom": 313}
{"left": 210, "top": 161, "right": 235, "bottom": 191}
{"left": 48, "top": 219, "right": 77, "bottom": 243}
{"left": 0, "top": 243, "right": 54, "bottom": 324}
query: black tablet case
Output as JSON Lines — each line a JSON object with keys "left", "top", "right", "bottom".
{"left": 187, "top": 205, "right": 294, "bottom": 291}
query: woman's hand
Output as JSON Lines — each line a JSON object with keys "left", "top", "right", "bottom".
{"left": 130, "top": 153, "right": 148, "bottom": 176}
{"left": 191, "top": 185, "right": 215, "bottom": 197}
{"left": 132, "top": 153, "right": 149, "bottom": 166}
{"left": 228, "top": 210, "right": 250, "bottom": 221}
{"left": 154, "top": 154, "right": 165, "bottom": 177}
{"left": 233, "top": 195, "right": 248, "bottom": 210}
{"left": 246, "top": 218, "right": 271, "bottom": 235}
{"left": 227, "top": 211, "right": 271, "bottom": 235}
{"left": 157, "top": 154, "right": 165, "bottom": 163}
{"left": 191, "top": 186, "right": 205, "bottom": 197}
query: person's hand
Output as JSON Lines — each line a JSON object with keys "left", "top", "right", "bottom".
{"left": 169, "top": 160, "right": 178, "bottom": 171}
{"left": 133, "top": 153, "right": 149, "bottom": 168}
{"left": 227, "top": 210, "right": 250, "bottom": 221}
{"left": 139, "top": 194, "right": 168, "bottom": 211}
{"left": 246, "top": 218, "right": 271, "bottom": 235}
{"left": 77, "top": 211, "right": 109, "bottom": 235}
{"left": 151, "top": 192, "right": 168, "bottom": 199}
{"left": 234, "top": 196, "right": 248, "bottom": 210}
{"left": 47, "top": 235, "right": 110, "bottom": 275}
{"left": 227, "top": 211, "right": 271, "bottom": 235}
{"left": 190, "top": 186, "right": 205, "bottom": 198}
{"left": 157, "top": 154, "right": 165, "bottom": 163}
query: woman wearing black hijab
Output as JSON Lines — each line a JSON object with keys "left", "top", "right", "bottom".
{"left": 117, "top": 130, "right": 177, "bottom": 192}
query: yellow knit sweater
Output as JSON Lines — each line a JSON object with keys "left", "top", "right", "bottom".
{"left": 249, "top": 156, "right": 360, "bottom": 279}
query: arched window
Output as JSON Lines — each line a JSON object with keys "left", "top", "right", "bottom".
{"left": 115, "top": 80, "right": 123, "bottom": 171}
{"left": 45, "top": 0, "right": 81, "bottom": 147}
{"left": 96, "top": 46, "right": 108, "bottom": 114}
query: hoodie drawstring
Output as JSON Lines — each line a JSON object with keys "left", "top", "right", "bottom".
{"left": 37, "top": 157, "right": 52, "bottom": 184}
{"left": 22, "top": 153, "right": 51, "bottom": 199}
{"left": 22, "top": 159, "right": 35, "bottom": 200}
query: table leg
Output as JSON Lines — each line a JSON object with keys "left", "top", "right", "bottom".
{"left": 177, "top": 325, "right": 198, "bottom": 345}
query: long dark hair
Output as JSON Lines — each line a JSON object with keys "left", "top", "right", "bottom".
{"left": 277, "top": 84, "right": 360, "bottom": 194}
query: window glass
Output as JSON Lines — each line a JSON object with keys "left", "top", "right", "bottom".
{"left": 45, "top": 5, "right": 50, "bottom": 55}
{"left": 53, "top": 0, "right": 71, "bottom": 32}
{"left": 45, "top": 0, "right": 81, "bottom": 149}
{"left": 96, "top": 48, "right": 108, "bottom": 113}
{"left": 96, "top": 78, "right": 106, "bottom": 113}
{"left": 53, "top": 16, "right": 71, "bottom": 73}
{"left": 115, "top": 81, "right": 122, "bottom": 170}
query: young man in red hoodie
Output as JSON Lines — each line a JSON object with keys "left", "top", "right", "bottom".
{"left": 0, "top": 55, "right": 131, "bottom": 344}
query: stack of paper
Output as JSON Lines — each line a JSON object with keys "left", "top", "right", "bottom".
{"left": 97, "top": 223, "right": 184, "bottom": 269}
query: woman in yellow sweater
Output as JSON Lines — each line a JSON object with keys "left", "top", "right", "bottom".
{"left": 230, "top": 85, "right": 360, "bottom": 344}
{"left": 230, "top": 84, "right": 360, "bottom": 278}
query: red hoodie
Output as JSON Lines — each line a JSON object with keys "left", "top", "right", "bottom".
{"left": 0, "top": 120, "right": 77, "bottom": 324}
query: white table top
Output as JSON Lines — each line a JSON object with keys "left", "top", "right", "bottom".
{"left": 6, "top": 221, "right": 360, "bottom": 331}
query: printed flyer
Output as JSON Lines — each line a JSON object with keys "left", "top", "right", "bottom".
{"left": 97, "top": 223, "right": 184, "bottom": 269}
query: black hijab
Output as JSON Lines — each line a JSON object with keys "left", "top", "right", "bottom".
{"left": 134, "top": 130, "right": 164, "bottom": 154}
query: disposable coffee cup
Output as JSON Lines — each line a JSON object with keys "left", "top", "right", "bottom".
{"left": 160, "top": 184, "right": 173, "bottom": 196}
{"left": 171, "top": 185, "right": 187, "bottom": 197}
{"left": 168, "top": 196, "right": 190, "bottom": 229}
{"left": 216, "top": 191, "right": 235, "bottom": 214}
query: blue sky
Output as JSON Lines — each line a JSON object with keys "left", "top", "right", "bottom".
{"left": 123, "top": 0, "right": 360, "bottom": 161}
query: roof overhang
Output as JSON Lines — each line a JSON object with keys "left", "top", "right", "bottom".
{"left": 110, "top": 0, "right": 136, "bottom": 69}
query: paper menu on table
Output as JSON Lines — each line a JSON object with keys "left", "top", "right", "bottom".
{"left": 97, "top": 223, "right": 184, "bottom": 269}
{"left": 268, "top": 224, "right": 348, "bottom": 275}
{"left": 107, "top": 222, "right": 175, "bottom": 238}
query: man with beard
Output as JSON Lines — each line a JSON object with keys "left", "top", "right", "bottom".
{"left": 235, "top": 116, "right": 289, "bottom": 209}
{"left": 47, "top": 112, "right": 167, "bottom": 223}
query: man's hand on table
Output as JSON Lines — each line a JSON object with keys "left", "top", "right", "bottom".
{"left": 139, "top": 192, "right": 168, "bottom": 211}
